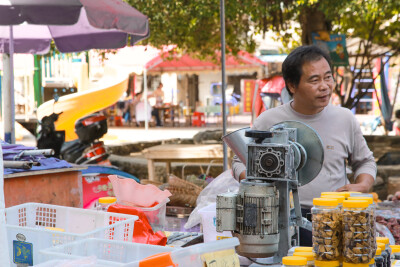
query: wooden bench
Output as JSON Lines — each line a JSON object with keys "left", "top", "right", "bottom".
{"left": 141, "top": 144, "right": 229, "bottom": 181}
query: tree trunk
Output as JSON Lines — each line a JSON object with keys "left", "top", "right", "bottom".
{"left": 299, "top": 6, "right": 330, "bottom": 45}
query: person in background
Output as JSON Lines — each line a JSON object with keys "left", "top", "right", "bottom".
{"left": 231, "top": 45, "right": 377, "bottom": 246}
{"left": 148, "top": 83, "right": 164, "bottom": 126}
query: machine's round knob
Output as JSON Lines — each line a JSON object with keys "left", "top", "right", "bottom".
{"left": 245, "top": 130, "right": 273, "bottom": 143}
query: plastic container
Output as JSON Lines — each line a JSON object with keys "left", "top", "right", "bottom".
{"left": 315, "top": 260, "right": 340, "bottom": 266}
{"left": 126, "top": 198, "right": 169, "bottom": 232}
{"left": 376, "top": 236, "right": 391, "bottom": 266}
{"left": 348, "top": 196, "right": 377, "bottom": 259}
{"left": 5, "top": 203, "right": 137, "bottom": 266}
{"left": 342, "top": 200, "right": 372, "bottom": 264}
{"left": 97, "top": 196, "right": 117, "bottom": 211}
{"left": 39, "top": 238, "right": 175, "bottom": 266}
{"left": 198, "top": 203, "right": 232, "bottom": 242}
{"left": 293, "top": 251, "right": 314, "bottom": 266}
{"left": 374, "top": 247, "right": 384, "bottom": 267}
{"left": 311, "top": 198, "right": 341, "bottom": 262}
{"left": 377, "top": 242, "right": 388, "bottom": 267}
{"left": 281, "top": 256, "right": 307, "bottom": 266}
{"left": 287, "top": 246, "right": 313, "bottom": 256}
{"left": 390, "top": 245, "right": 400, "bottom": 260}
{"left": 342, "top": 263, "right": 369, "bottom": 267}
{"left": 134, "top": 236, "right": 240, "bottom": 267}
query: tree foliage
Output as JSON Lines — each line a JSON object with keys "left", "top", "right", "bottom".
{"left": 128, "top": 0, "right": 400, "bottom": 110}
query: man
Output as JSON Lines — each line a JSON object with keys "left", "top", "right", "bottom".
{"left": 232, "top": 45, "right": 376, "bottom": 244}
{"left": 148, "top": 83, "right": 164, "bottom": 126}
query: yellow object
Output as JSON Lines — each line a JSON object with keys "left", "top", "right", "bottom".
{"left": 375, "top": 247, "right": 382, "bottom": 256}
{"left": 321, "top": 192, "right": 349, "bottom": 198}
{"left": 342, "top": 263, "right": 369, "bottom": 267}
{"left": 313, "top": 198, "right": 338, "bottom": 206}
{"left": 201, "top": 249, "right": 240, "bottom": 267}
{"left": 45, "top": 227, "right": 65, "bottom": 232}
{"left": 321, "top": 195, "right": 345, "bottom": 204}
{"left": 294, "top": 247, "right": 313, "bottom": 253}
{"left": 391, "top": 245, "right": 400, "bottom": 254}
{"left": 342, "top": 200, "right": 368, "bottom": 208}
{"left": 293, "top": 252, "right": 314, "bottom": 261}
{"left": 37, "top": 67, "right": 129, "bottom": 141}
{"left": 377, "top": 243, "right": 386, "bottom": 252}
{"left": 347, "top": 196, "right": 373, "bottom": 204}
{"left": 314, "top": 260, "right": 340, "bottom": 266}
{"left": 98, "top": 197, "right": 117, "bottom": 204}
{"left": 376, "top": 236, "right": 389, "bottom": 244}
{"left": 282, "top": 256, "right": 307, "bottom": 265}
{"left": 369, "top": 259, "right": 375, "bottom": 264}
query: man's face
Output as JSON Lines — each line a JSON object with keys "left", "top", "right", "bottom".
{"left": 288, "top": 57, "right": 334, "bottom": 115}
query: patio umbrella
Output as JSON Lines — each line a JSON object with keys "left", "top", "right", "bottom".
{"left": 0, "top": 0, "right": 149, "bottom": 265}
{"left": 0, "top": 0, "right": 149, "bottom": 144}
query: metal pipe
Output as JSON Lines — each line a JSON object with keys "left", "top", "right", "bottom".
{"left": 3, "top": 161, "right": 40, "bottom": 169}
{"left": 220, "top": 0, "right": 227, "bottom": 171}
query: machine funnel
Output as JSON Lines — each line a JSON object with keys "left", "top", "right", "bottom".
{"left": 221, "top": 127, "right": 251, "bottom": 165}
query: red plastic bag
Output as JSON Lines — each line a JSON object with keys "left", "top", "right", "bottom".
{"left": 107, "top": 204, "right": 167, "bottom": 246}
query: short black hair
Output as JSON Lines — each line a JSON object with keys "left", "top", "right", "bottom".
{"left": 395, "top": 109, "right": 400, "bottom": 119}
{"left": 282, "top": 45, "right": 332, "bottom": 96}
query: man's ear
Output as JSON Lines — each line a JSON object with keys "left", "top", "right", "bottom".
{"left": 287, "top": 82, "right": 296, "bottom": 95}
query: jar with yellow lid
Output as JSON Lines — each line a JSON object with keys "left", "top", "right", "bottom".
{"left": 376, "top": 237, "right": 391, "bottom": 266}
{"left": 281, "top": 256, "right": 307, "bottom": 267}
{"left": 288, "top": 247, "right": 313, "bottom": 256}
{"left": 321, "top": 192, "right": 349, "bottom": 198}
{"left": 314, "top": 260, "right": 340, "bottom": 266}
{"left": 342, "top": 200, "right": 372, "bottom": 264}
{"left": 293, "top": 251, "right": 314, "bottom": 267}
{"left": 374, "top": 247, "right": 384, "bottom": 267}
{"left": 348, "top": 196, "right": 376, "bottom": 259}
{"left": 390, "top": 245, "right": 400, "bottom": 260}
{"left": 97, "top": 196, "right": 117, "bottom": 211}
{"left": 312, "top": 198, "right": 341, "bottom": 262}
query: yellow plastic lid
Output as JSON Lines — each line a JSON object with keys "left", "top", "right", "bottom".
{"left": 321, "top": 192, "right": 347, "bottom": 197}
{"left": 294, "top": 247, "right": 313, "bottom": 253}
{"left": 321, "top": 195, "right": 346, "bottom": 204}
{"left": 342, "top": 263, "right": 369, "bottom": 267}
{"left": 99, "top": 197, "right": 117, "bottom": 204}
{"left": 376, "top": 236, "right": 389, "bottom": 244}
{"left": 347, "top": 196, "right": 373, "bottom": 204}
{"left": 377, "top": 243, "right": 385, "bottom": 251}
{"left": 369, "top": 258, "right": 375, "bottom": 264}
{"left": 45, "top": 227, "right": 65, "bottom": 232}
{"left": 282, "top": 256, "right": 307, "bottom": 265}
{"left": 342, "top": 199, "right": 369, "bottom": 208}
{"left": 314, "top": 260, "right": 340, "bottom": 267}
{"left": 391, "top": 246, "right": 400, "bottom": 254}
{"left": 313, "top": 198, "right": 338, "bottom": 207}
{"left": 375, "top": 247, "right": 382, "bottom": 256}
{"left": 293, "top": 252, "right": 314, "bottom": 261}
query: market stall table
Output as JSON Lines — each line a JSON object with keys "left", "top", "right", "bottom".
{"left": 4, "top": 166, "right": 86, "bottom": 208}
{"left": 141, "top": 144, "right": 228, "bottom": 181}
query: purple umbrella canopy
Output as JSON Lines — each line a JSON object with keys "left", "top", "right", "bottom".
{"left": 0, "top": 0, "right": 150, "bottom": 53}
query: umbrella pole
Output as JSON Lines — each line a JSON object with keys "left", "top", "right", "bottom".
{"left": 2, "top": 25, "right": 15, "bottom": 144}
{"left": 144, "top": 68, "right": 148, "bottom": 130}
{"left": 220, "top": 0, "right": 227, "bottom": 170}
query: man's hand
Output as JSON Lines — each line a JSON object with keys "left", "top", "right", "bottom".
{"left": 239, "top": 170, "right": 246, "bottom": 181}
{"left": 336, "top": 174, "right": 374, "bottom": 193}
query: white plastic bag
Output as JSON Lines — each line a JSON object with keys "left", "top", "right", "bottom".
{"left": 184, "top": 170, "right": 239, "bottom": 229}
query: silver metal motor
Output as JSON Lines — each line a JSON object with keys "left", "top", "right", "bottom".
{"left": 216, "top": 121, "right": 324, "bottom": 261}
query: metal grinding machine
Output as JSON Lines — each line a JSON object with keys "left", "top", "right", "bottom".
{"left": 216, "top": 121, "right": 324, "bottom": 263}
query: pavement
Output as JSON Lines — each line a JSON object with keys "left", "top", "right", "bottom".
{"left": 17, "top": 114, "right": 252, "bottom": 147}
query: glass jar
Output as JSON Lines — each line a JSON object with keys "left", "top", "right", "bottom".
{"left": 293, "top": 252, "right": 314, "bottom": 267}
{"left": 282, "top": 256, "right": 307, "bottom": 267}
{"left": 97, "top": 196, "right": 117, "bottom": 211}
{"left": 376, "top": 243, "right": 387, "bottom": 267}
{"left": 348, "top": 196, "right": 376, "bottom": 259}
{"left": 314, "top": 260, "right": 340, "bottom": 267}
{"left": 342, "top": 200, "right": 372, "bottom": 264}
{"left": 374, "top": 247, "right": 384, "bottom": 267}
{"left": 376, "top": 237, "right": 391, "bottom": 266}
{"left": 312, "top": 198, "right": 341, "bottom": 262}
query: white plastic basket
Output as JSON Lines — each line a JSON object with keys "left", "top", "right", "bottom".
{"left": 39, "top": 238, "right": 175, "bottom": 266}
{"left": 5, "top": 203, "right": 137, "bottom": 266}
